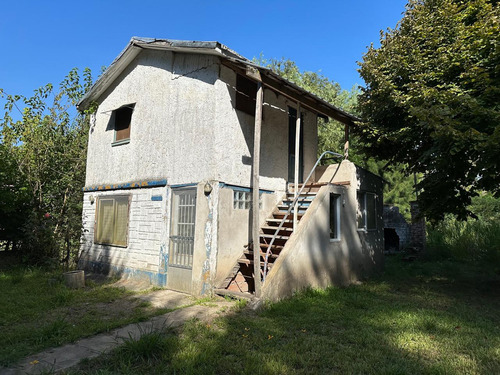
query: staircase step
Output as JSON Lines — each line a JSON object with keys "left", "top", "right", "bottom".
{"left": 259, "top": 243, "right": 284, "bottom": 252}
{"left": 277, "top": 203, "right": 309, "bottom": 209}
{"left": 238, "top": 258, "right": 274, "bottom": 268}
{"left": 286, "top": 192, "right": 317, "bottom": 197}
{"left": 266, "top": 218, "right": 295, "bottom": 228}
{"left": 261, "top": 226, "right": 293, "bottom": 234}
{"left": 289, "top": 183, "right": 327, "bottom": 193}
{"left": 260, "top": 233, "right": 290, "bottom": 241}
{"left": 214, "top": 289, "right": 254, "bottom": 300}
{"left": 283, "top": 197, "right": 315, "bottom": 203}
{"left": 243, "top": 249, "right": 279, "bottom": 259}
{"left": 273, "top": 212, "right": 304, "bottom": 220}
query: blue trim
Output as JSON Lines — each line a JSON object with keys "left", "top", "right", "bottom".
{"left": 82, "top": 260, "right": 167, "bottom": 286}
{"left": 170, "top": 183, "right": 198, "bottom": 188}
{"left": 219, "top": 182, "right": 273, "bottom": 194}
{"left": 151, "top": 195, "right": 163, "bottom": 201}
{"left": 83, "top": 179, "right": 167, "bottom": 192}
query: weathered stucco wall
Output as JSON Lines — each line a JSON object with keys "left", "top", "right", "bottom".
{"left": 262, "top": 161, "right": 384, "bottom": 301}
{"left": 214, "top": 65, "right": 318, "bottom": 193}
{"left": 86, "top": 51, "right": 318, "bottom": 191}
{"left": 85, "top": 50, "right": 219, "bottom": 187}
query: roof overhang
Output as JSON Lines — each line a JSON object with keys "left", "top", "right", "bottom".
{"left": 77, "top": 37, "right": 359, "bottom": 125}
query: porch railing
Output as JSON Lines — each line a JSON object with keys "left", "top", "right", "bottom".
{"left": 262, "top": 151, "right": 343, "bottom": 282}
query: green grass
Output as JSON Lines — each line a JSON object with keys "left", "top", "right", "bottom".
{"left": 0, "top": 267, "right": 174, "bottom": 366}
{"left": 73, "top": 257, "right": 500, "bottom": 375}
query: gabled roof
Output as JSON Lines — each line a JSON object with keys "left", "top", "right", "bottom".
{"left": 77, "top": 37, "right": 359, "bottom": 125}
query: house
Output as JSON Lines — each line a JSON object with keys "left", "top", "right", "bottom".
{"left": 77, "top": 37, "right": 384, "bottom": 301}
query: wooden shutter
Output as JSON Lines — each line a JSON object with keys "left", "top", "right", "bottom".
{"left": 97, "top": 199, "right": 114, "bottom": 244}
{"left": 113, "top": 196, "right": 130, "bottom": 246}
{"left": 114, "top": 105, "right": 134, "bottom": 141}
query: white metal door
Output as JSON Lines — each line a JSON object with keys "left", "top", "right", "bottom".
{"left": 167, "top": 188, "right": 196, "bottom": 292}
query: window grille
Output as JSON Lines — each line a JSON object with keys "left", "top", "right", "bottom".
{"left": 169, "top": 189, "right": 197, "bottom": 268}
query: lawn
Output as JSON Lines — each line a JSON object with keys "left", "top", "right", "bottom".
{"left": 0, "top": 265, "right": 175, "bottom": 367}
{"left": 73, "top": 257, "right": 500, "bottom": 374}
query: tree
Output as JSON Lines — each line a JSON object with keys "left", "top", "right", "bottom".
{"left": 0, "top": 68, "right": 94, "bottom": 264}
{"left": 357, "top": 0, "right": 500, "bottom": 220}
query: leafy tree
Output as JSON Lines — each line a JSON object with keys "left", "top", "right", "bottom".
{"left": 357, "top": 0, "right": 500, "bottom": 220}
{"left": 0, "top": 68, "right": 94, "bottom": 264}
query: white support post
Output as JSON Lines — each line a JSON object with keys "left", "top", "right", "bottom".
{"left": 293, "top": 103, "right": 301, "bottom": 230}
{"left": 252, "top": 82, "right": 264, "bottom": 297}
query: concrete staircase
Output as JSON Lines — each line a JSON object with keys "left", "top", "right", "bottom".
{"left": 215, "top": 183, "right": 325, "bottom": 298}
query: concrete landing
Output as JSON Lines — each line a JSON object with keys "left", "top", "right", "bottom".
{"left": 1, "top": 293, "right": 234, "bottom": 375}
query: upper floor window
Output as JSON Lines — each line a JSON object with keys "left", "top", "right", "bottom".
{"left": 357, "top": 192, "right": 377, "bottom": 231}
{"left": 112, "top": 104, "right": 135, "bottom": 145}
{"left": 235, "top": 74, "right": 257, "bottom": 116}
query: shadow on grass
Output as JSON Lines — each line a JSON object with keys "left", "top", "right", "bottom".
{"left": 74, "top": 258, "right": 500, "bottom": 374}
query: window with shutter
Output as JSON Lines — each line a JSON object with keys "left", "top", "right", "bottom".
{"left": 112, "top": 104, "right": 135, "bottom": 145}
{"left": 95, "top": 195, "right": 130, "bottom": 247}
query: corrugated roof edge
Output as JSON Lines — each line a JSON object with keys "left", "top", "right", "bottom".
{"left": 76, "top": 37, "right": 360, "bottom": 123}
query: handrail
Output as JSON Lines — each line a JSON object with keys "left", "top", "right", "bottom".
{"left": 262, "top": 151, "right": 343, "bottom": 282}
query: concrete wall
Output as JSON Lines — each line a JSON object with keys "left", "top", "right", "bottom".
{"left": 262, "top": 161, "right": 384, "bottom": 301}
{"left": 383, "top": 205, "right": 411, "bottom": 249}
{"left": 214, "top": 187, "right": 280, "bottom": 286}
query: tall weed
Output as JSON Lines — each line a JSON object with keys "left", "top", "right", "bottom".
{"left": 427, "top": 214, "right": 500, "bottom": 266}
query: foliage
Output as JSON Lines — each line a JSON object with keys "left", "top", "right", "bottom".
{"left": 75, "top": 257, "right": 500, "bottom": 374}
{"left": 427, "top": 193, "right": 500, "bottom": 264}
{"left": 0, "top": 68, "right": 94, "bottom": 264}
{"left": 357, "top": 0, "right": 500, "bottom": 220}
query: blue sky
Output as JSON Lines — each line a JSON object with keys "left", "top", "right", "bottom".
{"left": 0, "top": 0, "right": 407, "bottom": 103}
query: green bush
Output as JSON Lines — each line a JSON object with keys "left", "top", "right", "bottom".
{"left": 427, "top": 215, "right": 500, "bottom": 266}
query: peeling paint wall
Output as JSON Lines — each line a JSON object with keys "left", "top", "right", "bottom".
{"left": 79, "top": 186, "right": 168, "bottom": 283}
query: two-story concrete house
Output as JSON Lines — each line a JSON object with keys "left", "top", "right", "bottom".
{"left": 77, "top": 37, "right": 384, "bottom": 301}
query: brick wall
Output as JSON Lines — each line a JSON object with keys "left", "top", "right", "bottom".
{"left": 410, "top": 201, "right": 426, "bottom": 251}
{"left": 79, "top": 186, "right": 168, "bottom": 276}
{"left": 383, "top": 205, "right": 411, "bottom": 249}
